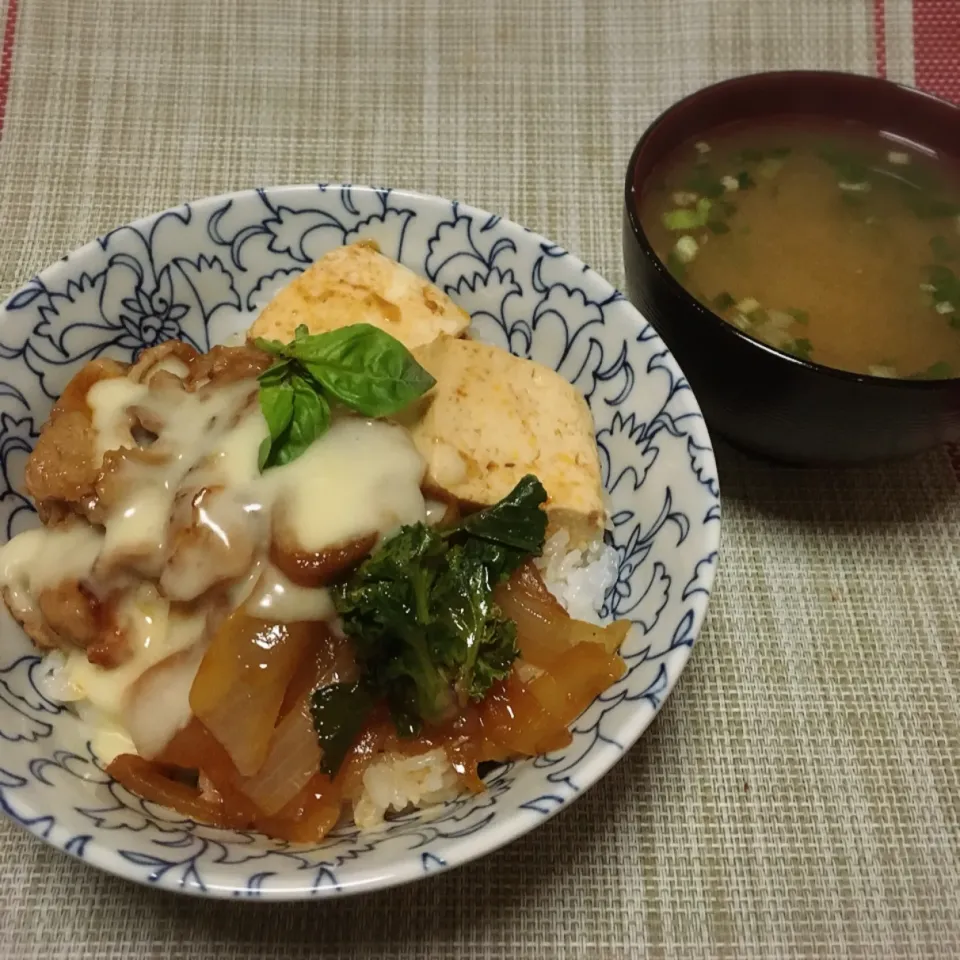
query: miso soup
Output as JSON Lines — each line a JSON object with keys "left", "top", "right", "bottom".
{"left": 638, "top": 120, "right": 960, "bottom": 379}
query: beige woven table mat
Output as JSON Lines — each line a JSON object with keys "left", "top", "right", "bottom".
{"left": 0, "top": 0, "right": 958, "bottom": 957}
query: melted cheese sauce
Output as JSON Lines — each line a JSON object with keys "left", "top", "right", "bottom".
{"left": 0, "top": 525, "right": 104, "bottom": 618}
{"left": 0, "top": 349, "right": 428, "bottom": 761}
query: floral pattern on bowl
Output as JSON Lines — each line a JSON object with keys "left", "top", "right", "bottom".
{"left": 0, "top": 186, "right": 720, "bottom": 899}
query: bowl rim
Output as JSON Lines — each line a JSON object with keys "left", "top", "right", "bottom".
{"left": 0, "top": 183, "right": 721, "bottom": 899}
{"left": 623, "top": 69, "right": 960, "bottom": 389}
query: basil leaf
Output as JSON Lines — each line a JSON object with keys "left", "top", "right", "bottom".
{"left": 254, "top": 323, "right": 436, "bottom": 470}
{"left": 256, "top": 372, "right": 294, "bottom": 471}
{"left": 252, "top": 336, "right": 289, "bottom": 359}
{"left": 287, "top": 323, "right": 436, "bottom": 416}
{"left": 311, "top": 681, "right": 375, "bottom": 775}
{"left": 258, "top": 368, "right": 330, "bottom": 469}
{"left": 285, "top": 373, "right": 330, "bottom": 462}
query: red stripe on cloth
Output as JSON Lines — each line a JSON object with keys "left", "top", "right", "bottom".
{"left": 873, "top": 0, "right": 887, "bottom": 78}
{"left": 913, "top": 0, "right": 960, "bottom": 103}
{"left": 0, "top": 0, "right": 20, "bottom": 140}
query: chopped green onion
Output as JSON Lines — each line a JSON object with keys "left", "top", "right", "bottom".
{"left": 731, "top": 313, "right": 751, "bottom": 331}
{"left": 818, "top": 146, "right": 871, "bottom": 185}
{"left": 712, "top": 291, "right": 735, "bottom": 311}
{"left": 672, "top": 191, "right": 699, "bottom": 207}
{"left": 695, "top": 141, "right": 711, "bottom": 154}
{"left": 684, "top": 170, "right": 725, "bottom": 199}
{"left": 735, "top": 297, "right": 761, "bottom": 315}
{"left": 908, "top": 361, "right": 953, "bottom": 380}
{"left": 935, "top": 301, "right": 955, "bottom": 315}
{"left": 786, "top": 308, "right": 810, "bottom": 325}
{"left": 662, "top": 198, "right": 712, "bottom": 231}
{"left": 666, "top": 249, "right": 687, "bottom": 281}
{"left": 868, "top": 364, "right": 897, "bottom": 378}
{"left": 662, "top": 209, "right": 704, "bottom": 231}
{"left": 721, "top": 175, "right": 740, "bottom": 193}
{"left": 736, "top": 171, "right": 755, "bottom": 190}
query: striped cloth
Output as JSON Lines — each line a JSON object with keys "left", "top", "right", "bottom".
{"left": 0, "top": 1, "right": 957, "bottom": 957}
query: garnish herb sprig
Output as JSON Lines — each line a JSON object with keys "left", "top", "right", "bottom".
{"left": 254, "top": 323, "right": 436, "bottom": 470}
{"left": 313, "top": 475, "right": 549, "bottom": 774}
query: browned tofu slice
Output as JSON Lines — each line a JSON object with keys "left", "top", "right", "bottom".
{"left": 247, "top": 241, "right": 470, "bottom": 350}
{"left": 408, "top": 336, "right": 605, "bottom": 546}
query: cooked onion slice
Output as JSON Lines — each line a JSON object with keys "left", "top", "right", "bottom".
{"left": 254, "top": 774, "right": 341, "bottom": 843}
{"left": 527, "top": 641, "right": 626, "bottom": 727}
{"left": 241, "top": 625, "right": 357, "bottom": 816}
{"left": 493, "top": 561, "right": 629, "bottom": 668}
{"left": 188, "top": 611, "right": 313, "bottom": 776}
{"left": 107, "top": 754, "right": 253, "bottom": 829}
{"left": 240, "top": 698, "right": 320, "bottom": 816}
{"left": 123, "top": 644, "right": 206, "bottom": 759}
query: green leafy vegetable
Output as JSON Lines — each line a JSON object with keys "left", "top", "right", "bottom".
{"left": 431, "top": 543, "right": 520, "bottom": 703}
{"left": 286, "top": 324, "right": 435, "bottom": 416}
{"left": 684, "top": 169, "right": 725, "bottom": 199}
{"left": 662, "top": 197, "right": 712, "bottom": 232}
{"left": 662, "top": 209, "right": 704, "bottom": 231}
{"left": 254, "top": 323, "right": 435, "bottom": 470}
{"left": 257, "top": 370, "right": 331, "bottom": 470}
{"left": 452, "top": 474, "right": 549, "bottom": 559}
{"left": 785, "top": 338, "right": 813, "bottom": 361}
{"left": 311, "top": 681, "right": 376, "bottom": 775}
{"left": 326, "top": 475, "right": 548, "bottom": 758}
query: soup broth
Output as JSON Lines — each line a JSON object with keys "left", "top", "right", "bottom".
{"left": 639, "top": 120, "right": 960, "bottom": 379}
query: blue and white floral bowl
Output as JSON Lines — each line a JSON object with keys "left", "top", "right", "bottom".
{"left": 0, "top": 186, "right": 720, "bottom": 898}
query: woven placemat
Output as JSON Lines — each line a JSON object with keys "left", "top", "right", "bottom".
{"left": 0, "top": 1, "right": 957, "bottom": 957}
